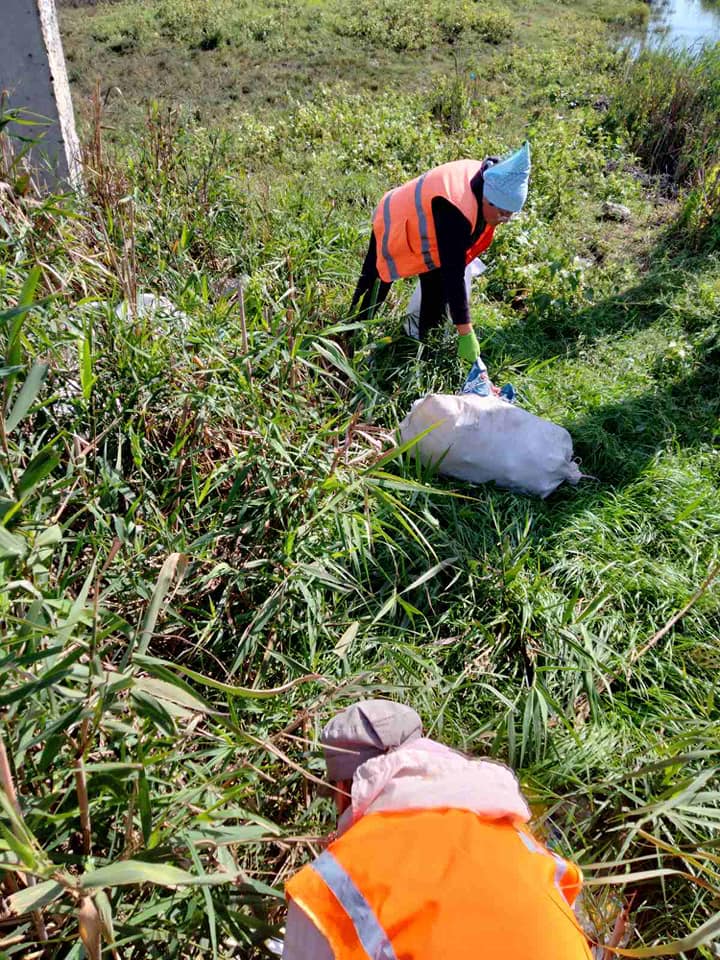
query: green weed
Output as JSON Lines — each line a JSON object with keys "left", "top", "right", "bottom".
{"left": 610, "top": 42, "right": 720, "bottom": 248}
{"left": 329, "top": 0, "right": 514, "bottom": 52}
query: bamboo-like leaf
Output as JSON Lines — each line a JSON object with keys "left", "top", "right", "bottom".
{"left": 137, "top": 769, "right": 152, "bottom": 844}
{"left": 132, "top": 660, "right": 214, "bottom": 710}
{"left": 78, "top": 896, "right": 102, "bottom": 960}
{"left": 134, "top": 654, "right": 327, "bottom": 699}
{"left": 94, "top": 889, "right": 115, "bottom": 947}
{"left": 17, "top": 266, "right": 41, "bottom": 309}
{"left": 130, "top": 689, "right": 176, "bottom": 736}
{"left": 371, "top": 589, "right": 398, "bottom": 625}
{"left": 0, "top": 524, "right": 27, "bottom": 560}
{"left": 0, "top": 303, "right": 39, "bottom": 325}
{"left": 238, "top": 876, "right": 284, "bottom": 899}
{"left": 3, "top": 267, "right": 41, "bottom": 395}
{"left": 584, "top": 867, "right": 685, "bottom": 886}
{"left": 16, "top": 444, "right": 60, "bottom": 496}
{"left": 79, "top": 859, "right": 239, "bottom": 890}
{"left": 56, "top": 558, "right": 97, "bottom": 640}
{"left": 1, "top": 879, "right": 64, "bottom": 917}
{"left": 0, "top": 644, "right": 86, "bottom": 707}
{"left": 133, "top": 675, "right": 214, "bottom": 715}
{"left": 23, "top": 703, "right": 85, "bottom": 750}
{"left": 79, "top": 860, "right": 197, "bottom": 890}
{"left": 361, "top": 422, "right": 441, "bottom": 473}
{"left": 186, "top": 824, "right": 278, "bottom": 846}
{"left": 79, "top": 334, "right": 96, "bottom": 400}
{"left": 365, "top": 470, "right": 468, "bottom": 497}
{"left": 399, "top": 557, "right": 458, "bottom": 595}
{"left": 0, "top": 789, "right": 43, "bottom": 869}
{"left": 187, "top": 841, "right": 218, "bottom": 960}
{"left": 334, "top": 621, "right": 359, "bottom": 659}
{"left": 602, "top": 909, "right": 720, "bottom": 957}
{"left": 34, "top": 523, "right": 62, "bottom": 550}
{"left": 5, "top": 362, "right": 49, "bottom": 433}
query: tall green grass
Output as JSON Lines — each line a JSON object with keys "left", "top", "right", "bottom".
{"left": 612, "top": 42, "right": 720, "bottom": 248}
{"left": 2, "top": 8, "right": 720, "bottom": 958}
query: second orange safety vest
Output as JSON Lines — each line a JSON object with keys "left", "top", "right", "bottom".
{"left": 371, "top": 160, "right": 496, "bottom": 283}
{"left": 286, "top": 808, "right": 593, "bottom": 960}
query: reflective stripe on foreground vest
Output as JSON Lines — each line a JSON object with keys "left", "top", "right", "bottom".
{"left": 516, "top": 828, "right": 581, "bottom": 905}
{"left": 312, "top": 850, "right": 398, "bottom": 960}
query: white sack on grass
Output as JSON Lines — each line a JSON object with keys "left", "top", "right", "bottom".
{"left": 407, "top": 258, "right": 486, "bottom": 320}
{"left": 399, "top": 393, "right": 582, "bottom": 498}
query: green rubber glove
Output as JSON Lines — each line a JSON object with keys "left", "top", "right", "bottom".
{"left": 457, "top": 328, "right": 480, "bottom": 364}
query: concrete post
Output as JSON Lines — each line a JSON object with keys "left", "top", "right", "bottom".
{"left": 0, "top": 0, "right": 82, "bottom": 190}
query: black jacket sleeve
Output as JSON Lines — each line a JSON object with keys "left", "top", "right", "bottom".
{"left": 431, "top": 196, "right": 473, "bottom": 327}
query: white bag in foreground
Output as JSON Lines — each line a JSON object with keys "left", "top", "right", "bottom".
{"left": 399, "top": 393, "right": 582, "bottom": 498}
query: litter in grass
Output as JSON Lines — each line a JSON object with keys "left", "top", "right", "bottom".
{"left": 115, "top": 291, "right": 190, "bottom": 334}
{"left": 400, "top": 393, "right": 582, "bottom": 497}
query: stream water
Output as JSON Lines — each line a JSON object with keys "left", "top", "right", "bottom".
{"left": 640, "top": 0, "right": 720, "bottom": 49}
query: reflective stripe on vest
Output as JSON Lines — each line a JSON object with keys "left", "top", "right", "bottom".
{"left": 380, "top": 190, "right": 401, "bottom": 282}
{"left": 414, "top": 173, "right": 436, "bottom": 272}
{"left": 312, "top": 851, "right": 397, "bottom": 960}
{"left": 516, "top": 828, "right": 575, "bottom": 901}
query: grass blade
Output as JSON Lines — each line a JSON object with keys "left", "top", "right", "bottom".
{"left": 134, "top": 553, "right": 188, "bottom": 657}
{"left": 5, "top": 362, "right": 48, "bottom": 433}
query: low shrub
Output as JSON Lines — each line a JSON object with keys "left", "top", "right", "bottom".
{"left": 472, "top": 9, "right": 516, "bottom": 44}
{"left": 330, "top": 0, "right": 515, "bottom": 52}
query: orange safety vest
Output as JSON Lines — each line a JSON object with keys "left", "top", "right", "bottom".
{"left": 371, "top": 160, "right": 496, "bottom": 283}
{"left": 286, "top": 809, "right": 592, "bottom": 960}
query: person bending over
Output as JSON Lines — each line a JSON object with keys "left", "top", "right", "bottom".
{"left": 351, "top": 142, "right": 531, "bottom": 365}
{"left": 283, "top": 698, "right": 592, "bottom": 960}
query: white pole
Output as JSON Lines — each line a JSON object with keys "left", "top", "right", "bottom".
{"left": 0, "top": 0, "right": 83, "bottom": 190}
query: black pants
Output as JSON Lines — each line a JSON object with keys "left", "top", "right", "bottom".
{"left": 350, "top": 233, "right": 448, "bottom": 340}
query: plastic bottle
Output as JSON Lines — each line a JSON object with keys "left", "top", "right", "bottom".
{"left": 462, "top": 358, "right": 491, "bottom": 396}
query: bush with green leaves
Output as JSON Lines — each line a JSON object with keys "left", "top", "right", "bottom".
{"left": 329, "top": 0, "right": 514, "bottom": 52}
{"left": 83, "top": 0, "right": 299, "bottom": 53}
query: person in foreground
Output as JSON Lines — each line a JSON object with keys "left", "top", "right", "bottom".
{"left": 350, "top": 142, "right": 531, "bottom": 365}
{"left": 283, "top": 699, "right": 593, "bottom": 959}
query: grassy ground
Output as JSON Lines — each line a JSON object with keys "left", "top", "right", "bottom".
{"left": 1, "top": 1, "right": 720, "bottom": 957}
{"left": 58, "top": 0, "right": 647, "bottom": 128}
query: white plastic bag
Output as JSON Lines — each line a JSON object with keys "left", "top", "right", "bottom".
{"left": 407, "top": 258, "right": 486, "bottom": 321}
{"left": 399, "top": 393, "right": 582, "bottom": 498}
{"left": 115, "top": 292, "right": 190, "bottom": 334}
